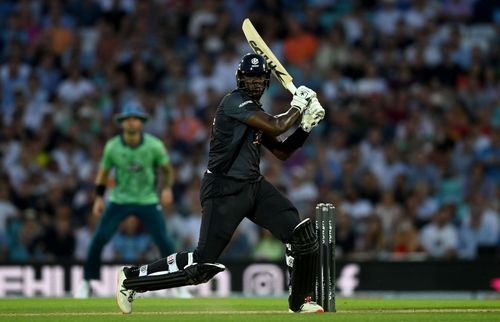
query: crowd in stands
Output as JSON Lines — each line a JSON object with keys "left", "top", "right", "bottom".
{"left": 1, "top": 0, "right": 500, "bottom": 264}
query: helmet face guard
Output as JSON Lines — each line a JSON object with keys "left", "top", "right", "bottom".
{"left": 236, "top": 53, "right": 271, "bottom": 100}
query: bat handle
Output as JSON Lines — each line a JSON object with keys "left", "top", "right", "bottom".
{"left": 286, "top": 82, "right": 297, "bottom": 94}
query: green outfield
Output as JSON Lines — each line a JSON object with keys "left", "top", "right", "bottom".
{"left": 0, "top": 297, "right": 499, "bottom": 322}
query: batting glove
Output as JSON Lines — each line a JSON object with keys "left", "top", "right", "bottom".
{"left": 300, "top": 97, "right": 325, "bottom": 132}
{"left": 291, "top": 85, "right": 316, "bottom": 113}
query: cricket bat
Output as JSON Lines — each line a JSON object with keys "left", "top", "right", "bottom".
{"left": 242, "top": 18, "right": 297, "bottom": 94}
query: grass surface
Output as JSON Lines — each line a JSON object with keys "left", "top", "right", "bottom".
{"left": 0, "top": 297, "right": 499, "bottom": 321}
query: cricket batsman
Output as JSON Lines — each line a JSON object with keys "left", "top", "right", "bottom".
{"left": 75, "top": 103, "right": 176, "bottom": 298}
{"left": 115, "top": 54, "right": 325, "bottom": 313}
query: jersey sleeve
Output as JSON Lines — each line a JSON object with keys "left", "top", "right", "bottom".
{"left": 154, "top": 140, "right": 170, "bottom": 166}
{"left": 100, "top": 141, "right": 114, "bottom": 170}
{"left": 222, "top": 92, "right": 260, "bottom": 122}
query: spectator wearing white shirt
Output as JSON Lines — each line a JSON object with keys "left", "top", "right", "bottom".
{"left": 213, "top": 46, "right": 241, "bottom": 93}
{"left": 189, "top": 53, "right": 225, "bottom": 107}
{"left": 420, "top": 203, "right": 459, "bottom": 259}
{"left": 56, "top": 66, "right": 94, "bottom": 105}
{"left": 356, "top": 64, "right": 387, "bottom": 96}
{"left": 403, "top": 0, "right": 438, "bottom": 31}
{"left": 0, "top": 53, "right": 31, "bottom": 114}
{"left": 287, "top": 165, "right": 319, "bottom": 217}
{"left": 458, "top": 194, "right": 500, "bottom": 259}
{"left": 372, "top": 144, "right": 407, "bottom": 190}
{"left": 373, "top": 0, "right": 401, "bottom": 36}
{"left": 341, "top": 187, "right": 374, "bottom": 222}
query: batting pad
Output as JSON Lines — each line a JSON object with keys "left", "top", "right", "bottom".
{"left": 288, "top": 218, "right": 320, "bottom": 311}
{"left": 123, "top": 263, "right": 225, "bottom": 292}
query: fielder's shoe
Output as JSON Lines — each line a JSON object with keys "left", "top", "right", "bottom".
{"left": 289, "top": 297, "right": 324, "bottom": 314}
{"left": 74, "top": 280, "right": 92, "bottom": 298}
{"left": 116, "top": 267, "right": 135, "bottom": 314}
{"left": 173, "top": 286, "right": 193, "bottom": 299}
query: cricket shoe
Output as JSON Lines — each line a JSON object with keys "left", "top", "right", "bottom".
{"left": 116, "top": 267, "right": 136, "bottom": 314}
{"left": 289, "top": 297, "right": 324, "bottom": 314}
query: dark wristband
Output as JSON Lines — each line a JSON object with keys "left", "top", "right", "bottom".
{"left": 283, "top": 127, "right": 309, "bottom": 150}
{"left": 95, "top": 184, "right": 106, "bottom": 197}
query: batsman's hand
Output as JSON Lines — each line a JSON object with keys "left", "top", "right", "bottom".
{"left": 92, "top": 197, "right": 105, "bottom": 219}
{"left": 291, "top": 85, "right": 316, "bottom": 113}
{"left": 160, "top": 187, "right": 173, "bottom": 207}
{"left": 301, "top": 97, "right": 325, "bottom": 132}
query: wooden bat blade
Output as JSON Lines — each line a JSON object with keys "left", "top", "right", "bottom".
{"left": 242, "top": 18, "right": 296, "bottom": 94}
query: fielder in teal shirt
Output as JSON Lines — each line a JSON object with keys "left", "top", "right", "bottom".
{"left": 76, "top": 103, "right": 176, "bottom": 298}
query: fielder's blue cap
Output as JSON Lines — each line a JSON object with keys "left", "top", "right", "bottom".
{"left": 115, "top": 102, "right": 149, "bottom": 123}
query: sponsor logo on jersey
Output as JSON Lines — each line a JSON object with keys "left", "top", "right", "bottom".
{"left": 239, "top": 100, "right": 253, "bottom": 108}
{"left": 127, "top": 162, "right": 143, "bottom": 172}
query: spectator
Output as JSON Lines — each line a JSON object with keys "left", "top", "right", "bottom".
{"left": 477, "top": 131, "right": 500, "bottom": 182}
{"left": 374, "top": 189, "right": 403, "bottom": 238}
{"left": 252, "top": 229, "right": 285, "bottom": 261}
{"left": 283, "top": 18, "right": 319, "bottom": 65}
{"left": 112, "top": 215, "right": 153, "bottom": 262}
{"left": 6, "top": 208, "right": 43, "bottom": 262}
{"left": 56, "top": 65, "right": 94, "bottom": 105}
{"left": 0, "top": 0, "right": 499, "bottom": 264}
{"left": 335, "top": 210, "right": 356, "bottom": 258}
{"left": 0, "top": 184, "right": 18, "bottom": 234}
{"left": 38, "top": 216, "right": 75, "bottom": 260}
{"left": 392, "top": 217, "right": 420, "bottom": 258}
{"left": 40, "top": 3, "right": 75, "bottom": 57}
{"left": 420, "top": 203, "right": 459, "bottom": 259}
{"left": 75, "top": 213, "right": 113, "bottom": 261}
{"left": 0, "top": 53, "right": 30, "bottom": 116}
{"left": 458, "top": 194, "right": 500, "bottom": 259}
{"left": 354, "top": 215, "right": 386, "bottom": 259}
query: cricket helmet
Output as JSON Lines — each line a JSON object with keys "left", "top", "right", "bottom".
{"left": 236, "top": 53, "right": 271, "bottom": 100}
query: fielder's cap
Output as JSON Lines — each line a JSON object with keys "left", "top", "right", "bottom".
{"left": 115, "top": 102, "right": 149, "bottom": 123}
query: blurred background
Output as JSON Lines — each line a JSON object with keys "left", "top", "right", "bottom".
{"left": 0, "top": 0, "right": 499, "bottom": 297}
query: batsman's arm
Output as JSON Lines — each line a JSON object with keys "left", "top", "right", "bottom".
{"left": 262, "top": 127, "right": 309, "bottom": 161}
{"left": 244, "top": 108, "right": 302, "bottom": 137}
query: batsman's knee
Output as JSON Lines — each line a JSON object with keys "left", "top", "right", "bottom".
{"left": 185, "top": 262, "right": 226, "bottom": 285}
{"left": 289, "top": 218, "right": 319, "bottom": 257}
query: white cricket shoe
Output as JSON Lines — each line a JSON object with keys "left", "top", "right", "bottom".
{"left": 74, "top": 280, "right": 92, "bottom": 298}
{"left": 289, "top": 297, "right": 324, "bottom": 314}
{"left": 174, "top": 286, "right": 193, "bottom": 299}
{"left": 116, "top": 267, "right": 135, "bottom": 314}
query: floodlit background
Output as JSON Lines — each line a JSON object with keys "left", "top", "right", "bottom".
{"left": 0, "top": 0, "right": 499, "bottom": 297}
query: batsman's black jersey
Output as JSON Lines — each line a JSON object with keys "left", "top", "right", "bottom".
{"left": 207, "top": 89, "right": 263, "bottom": 181}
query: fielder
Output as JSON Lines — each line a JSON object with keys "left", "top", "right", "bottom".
{"left": 75, "top": 103, "right": 176, "bottom": 298}
{"left": 115, "top": 53, "right": 325, "bottom": 313}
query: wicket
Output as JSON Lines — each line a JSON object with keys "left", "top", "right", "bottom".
{"left": 314, "top": 203, "right": 336, "bottom": 312}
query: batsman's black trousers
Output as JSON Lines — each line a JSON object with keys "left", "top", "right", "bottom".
{"left": 195, "top": 173, "right": 300, "bottom": 263}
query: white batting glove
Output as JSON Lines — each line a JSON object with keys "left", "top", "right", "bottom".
{"left": 300, "top": 97, "right": 325, "bottom": 132}
{"left": 291, "top": 85, "right": 316, "bottom": 113}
